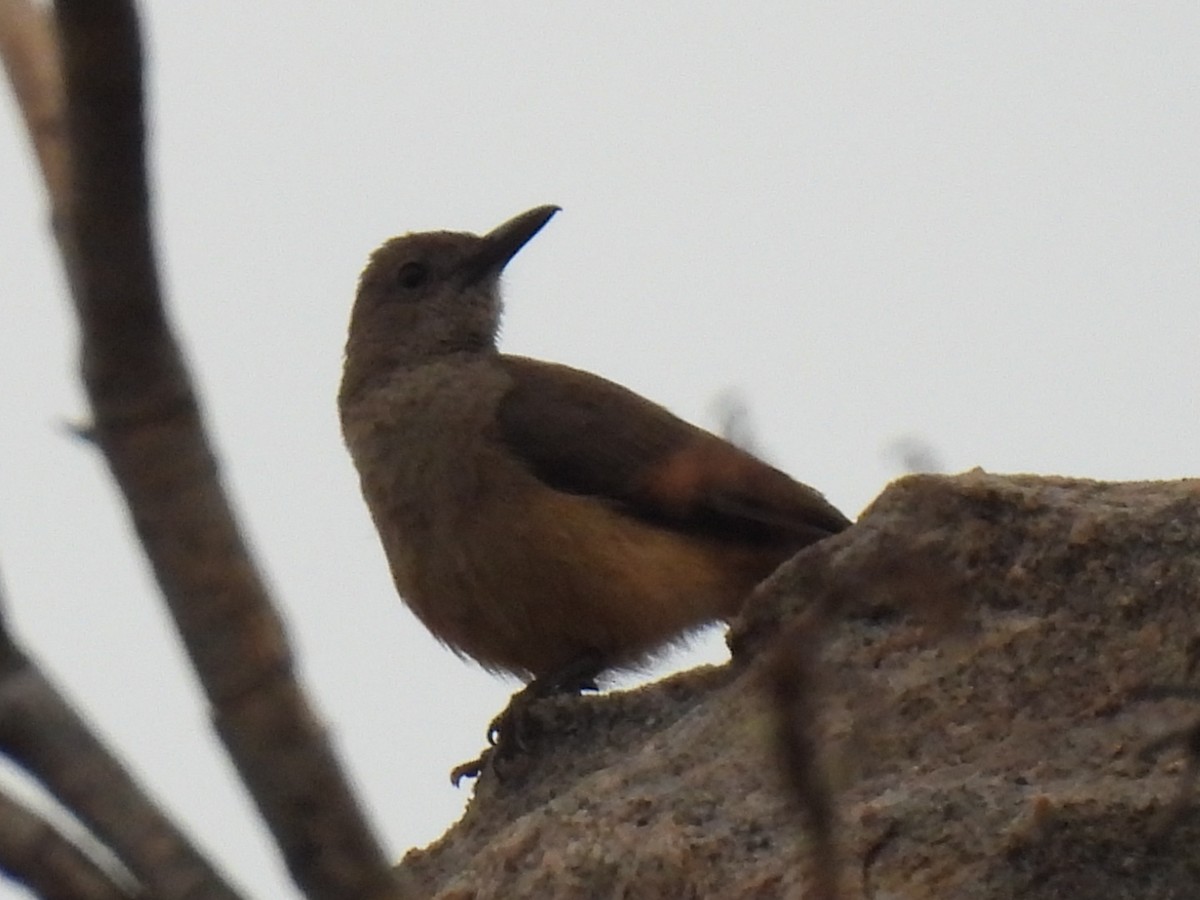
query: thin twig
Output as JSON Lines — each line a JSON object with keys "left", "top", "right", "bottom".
{"left": 763, "top": 616, "right": 841, "bottom": 900}
{"left": 0, "top": 784, "right": 141, "bottom": 900}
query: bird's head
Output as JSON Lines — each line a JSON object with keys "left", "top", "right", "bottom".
{"left": 342, "top": 205, "right": 559, "bottom": 395}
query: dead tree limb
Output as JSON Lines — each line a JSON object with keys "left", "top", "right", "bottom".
{"left": 0, "top": 577, "right": 242, "bottom": 899}
{"left": 2, "top": 0, "right": 404, "bottom": 896}
{"left": 51, "top": 3, "right": 401, "bottom": 896}
{"left": 0, "top": 782, "right": 141, "bottom": 900}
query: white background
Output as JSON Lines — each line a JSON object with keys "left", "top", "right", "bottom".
{"left": 1, "top": 4, "right": 1197, "bottom": 897}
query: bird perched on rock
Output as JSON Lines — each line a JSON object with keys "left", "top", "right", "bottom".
{"left": 339, "top": 205, "right": 851, "bottom": 776}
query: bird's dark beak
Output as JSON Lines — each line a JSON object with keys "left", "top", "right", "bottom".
{"left": 463, "top": 205, "right": 560, "bottom": 285}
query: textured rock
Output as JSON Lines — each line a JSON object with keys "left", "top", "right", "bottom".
{"left": 396, "top": 471, "right": 1200, "bottom": 899}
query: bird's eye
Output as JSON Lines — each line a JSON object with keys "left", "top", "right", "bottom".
{"left": 396, "top": 261, "right": 430, "bottom": 289}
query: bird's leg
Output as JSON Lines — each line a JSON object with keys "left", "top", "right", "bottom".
{"left": 488, "top": 652, "right": 603, "bottom": 745}
{"left": 451, "top": 651, "right": 603, "bottom": 785}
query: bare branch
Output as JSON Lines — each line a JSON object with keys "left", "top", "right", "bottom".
{"left": 0, "top": 785, "right": 140, "bottom": 900}
{"left": 754, "top": 539, "right": 961, "bottom": 900}
{"left": 0, "top": 0, "right": 69, "bottom": 212}
{"left": 762, "top": 617, "right": 840, "bottom": 900}
{"left": 36, "top": 2, "right": 403, "bottom": 897}
{"left": 0, "top": 581, "right": 241, "bottom": 900}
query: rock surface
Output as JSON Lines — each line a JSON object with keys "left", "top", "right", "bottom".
{"left": 396, "top": 471, "right": 1200, "bottom": 898}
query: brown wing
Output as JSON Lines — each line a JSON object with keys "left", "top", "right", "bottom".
{"left": 494, "top": 356, "right": 852, "bottom": 547}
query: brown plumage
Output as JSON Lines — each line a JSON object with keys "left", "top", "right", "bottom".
{"left": 339, "top": 205, "right": 851, "bottom": 683}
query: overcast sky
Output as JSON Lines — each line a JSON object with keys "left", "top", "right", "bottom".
{"left": 2, "top": 4, "right": 1197, "bottom": 897}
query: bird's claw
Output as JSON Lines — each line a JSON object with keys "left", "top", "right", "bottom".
{"left": 450, "top": 653, "right": 604, "bottom": 785}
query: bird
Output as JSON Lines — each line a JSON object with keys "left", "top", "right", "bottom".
{"left": 338, "top": 205, "right": 851, "bottom": 774}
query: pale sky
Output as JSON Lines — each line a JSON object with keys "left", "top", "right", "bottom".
{"left": 1, "top": 5, "right": 1197, "bottom": 897}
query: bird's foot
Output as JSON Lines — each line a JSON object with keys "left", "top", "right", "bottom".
{"left": 450, "top": 652, "right": 603, "bottom": 786}
{"left": 450, "top": 750, "right": 491, "bottom": 786}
